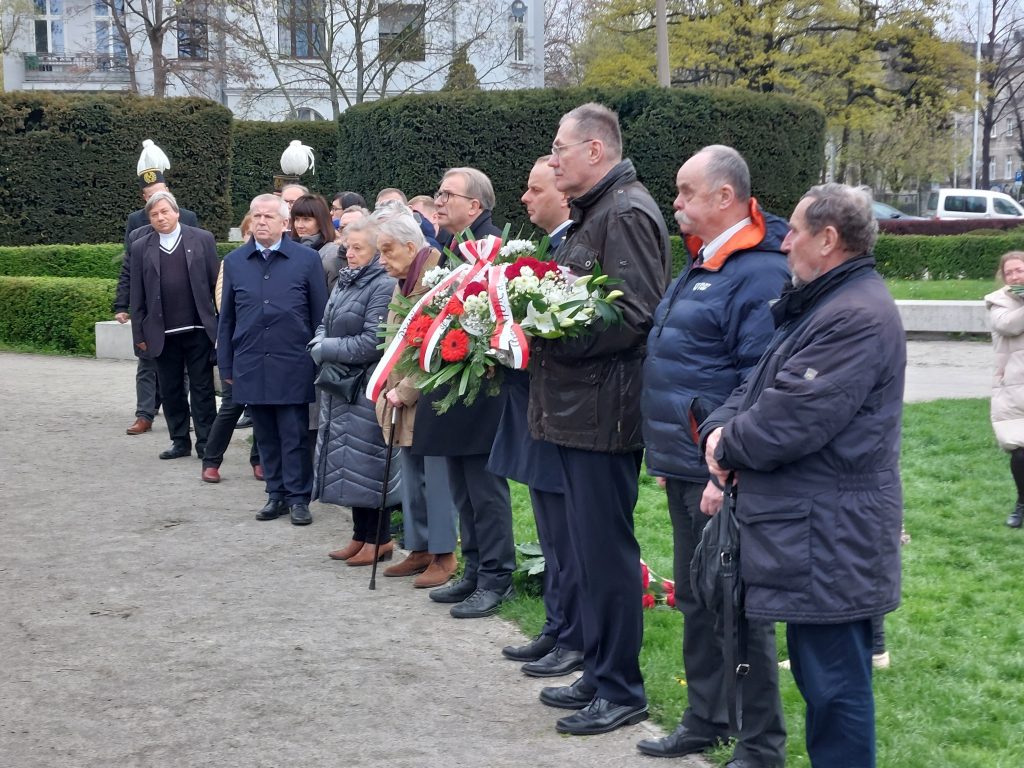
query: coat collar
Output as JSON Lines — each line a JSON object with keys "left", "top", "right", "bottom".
{"left": 568, "top": 160, "right": 637, "bottom": 217}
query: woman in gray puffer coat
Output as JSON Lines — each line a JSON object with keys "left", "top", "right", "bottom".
{"left": 309, "top": 216, "right": 400, "bottom": 566}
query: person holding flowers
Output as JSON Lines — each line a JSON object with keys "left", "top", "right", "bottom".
{"left": 528, "top": 103, "right": 671, "bottom": 735}
{"left": 413, "top": 168, "right": 516, "bottom": 619}
{"left": 372, "top": 203, "right": 460, "bottom": 588}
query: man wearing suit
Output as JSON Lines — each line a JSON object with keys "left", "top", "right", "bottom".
{"left": 415, "top": 167, "right": 515, "bottom": 619}
{"left": 129, "top": 191, "right": 219, "bottom": 461}
{"left": 218, "top": 194, "right": 328, "bottom": 526}
{"left": 492, "top": 157, "right": 583, "bottom": 677}
{"left": 528, "top": 103, "right": 671, "bottom": 735}
{"left": 115, "top": 170, "right": 199, "bottom": 437}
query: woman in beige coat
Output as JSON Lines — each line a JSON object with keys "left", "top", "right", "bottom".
{"left": 369, "top": 206, "right": 459, "bottom": 587}
{"left": 986, "top": 250, "right": 1024, "bottom": 527}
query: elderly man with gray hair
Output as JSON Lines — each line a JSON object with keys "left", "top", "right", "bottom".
{"left": 129, "top": 190, "right": 220, "bottom": 460}
{"left": 701, "top": 183, "right": 905, "bottom": 768}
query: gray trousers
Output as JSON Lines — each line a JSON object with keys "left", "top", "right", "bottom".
{"left": 400, "top": 452, "right": 458, "bottom": 554}
{"left": 135, "top": 356, "right": 161, "bottom": 420}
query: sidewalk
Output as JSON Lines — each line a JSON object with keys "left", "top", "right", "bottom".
{"left": 0, "top": 342, "right": 991, "bottom": 767}
{"left": 0, "top": 352, "right": 697, "bottom": 768}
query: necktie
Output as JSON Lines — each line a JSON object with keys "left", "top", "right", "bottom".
{"left": 261, "top": 248, "right": 273, "bottom": 260}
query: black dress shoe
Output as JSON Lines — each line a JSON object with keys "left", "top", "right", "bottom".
{"left": 1008, "top": 502, "right": 1024, "bottom": 528}
{"left": 502, "top": 633, "right": 556, "bottom": 662}
{"left": 555, "top": 697, "right": 648, "bottom": 735}
{"left": 236, "top": 414, "right": 253, "bottom": 429}
{"left": 637, "top": 723, "right": 726, "bottom": 757}
{"left": 522, "top": 647, "right": 585, "bottom": 678}
{"left": 429, "top": 577, "right": 477, "bottom": 604}
{"left": 289, "top": 503, "right": 312, "bottom": 526}
{"left": 450, "top": 585, "right": 513, "bottom": 619}
{"left": 255, "top": 499, "right": 288, "bottom": 521}
{"left": 159, "top": 444, "right": 191, "bottom": 460}
{"left": 539, "top": 677, "right": 596, "bottom": 710}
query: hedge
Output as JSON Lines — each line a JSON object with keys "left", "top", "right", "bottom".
{"left": 873, "top": 233, "right": 1024, "bottom": 280}
{"left": 334, "top": 87, "right": 825, "bottom": 232}
{"left": 0, "top": 241, "right": 241, "bottom": 279}
{"left": 0, "top": 276, "right": 115, "bottom": 354}
{"left": 231, "top": 121, "right": 341, "bottom": 224}
{"left": 0, "top": 93, "right": 233, "bottom": 245}
{"left": 878, "top": 218, "right": 1024, "bottom": 236}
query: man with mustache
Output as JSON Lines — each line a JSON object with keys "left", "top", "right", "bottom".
{"left": 638, "top": 145, "right": 790, "bottom": 768}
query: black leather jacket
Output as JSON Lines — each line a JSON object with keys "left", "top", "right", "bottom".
{"left": 528, "top": 160, "right": 671, "bottom": 452}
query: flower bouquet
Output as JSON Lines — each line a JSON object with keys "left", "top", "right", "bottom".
{"left": 366, "top": 232, "right": 623, "bottom": 413}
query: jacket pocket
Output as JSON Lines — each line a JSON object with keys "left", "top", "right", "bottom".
{"left": 736, "top": 493, "right": 812, "bottom": 591}
{"left": 561, "top": 242, "right": 600, "bottom": 277}
{"left": 542, "top": 355, "right": 603, "bottom": 432}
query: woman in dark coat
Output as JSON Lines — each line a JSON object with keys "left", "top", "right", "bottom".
{"left": 309, "top": 216, "right": 400, "bottom": 566}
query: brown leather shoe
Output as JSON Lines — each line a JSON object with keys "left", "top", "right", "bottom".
{"left": 201, "top": 467, "right": 221, "bottom": 483}
{"left": 328, "top": 539, "right": 363, "bottom": 561}
{"left": 414, "top": 552, "right": 458, "bottom": 588}
{"left": 346, "top": 540, "right": 394, "bottom": 566}
{"left": 126, "top": 417, "right": 152, "bottom": 435}
{"left": 383, "top": 550, "right": 433, "bottom": 577}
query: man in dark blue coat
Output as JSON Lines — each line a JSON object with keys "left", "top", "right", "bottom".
{"left": 218, "top": 194, "right": 328, "bottom": 526}
{"left": 491, "top": 156, "right": 583, "bottom": 677}
{"left": 703, "top": 183, "right": 905, "bottom": 768}
{"left": 638, "top": 146, "right": 789, "bottom": 767}
{"left": 415, "top": 167, "right": 515, "bottom": 619}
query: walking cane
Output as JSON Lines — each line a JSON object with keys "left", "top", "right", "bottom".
{"left": 369, "top": 407, "right": 399, "bottom": 590}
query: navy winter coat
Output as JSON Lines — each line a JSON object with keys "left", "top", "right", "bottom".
{"left": 217, "top": 237, "right": 328, "bottom": 405}
{"left": 311, "top": 259, "right": 400, "bottom": 509}
{"left": 642, "top": 201, "right": 790, "bottom": 482}
{"left": 704, "top": 255, "right": 905, "bottom": 624}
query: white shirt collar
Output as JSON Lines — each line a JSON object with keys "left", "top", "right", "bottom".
{"left": 159, "top": 224, "right": 182, "bottom": 251}
{"left": 549, "top": 219, "right": 572, "bottom": 240}
{"left": 700, "top": 217, "right": 752, "bottom": 262}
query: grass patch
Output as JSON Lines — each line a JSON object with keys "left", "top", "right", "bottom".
{"left": 886, "top": 279, "right": 995, "bottom": 300}
{"left": 500, "top": 399, "right": 1024, "bottom": 766}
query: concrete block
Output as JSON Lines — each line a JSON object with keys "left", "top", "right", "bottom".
{"left": 895, "top": 300, "right": 988, "bottom": 334}
{"left": 95, "top": 320, "right": 136, "bottom": 360}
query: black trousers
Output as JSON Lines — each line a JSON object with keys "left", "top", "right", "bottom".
{"left": 250, "top": 403, "right": 312, "bottom": 506}
{"left": 202, "top": 378, "right": 260, "bottom": 470}
{"left": 352, "top": 505, "right": 392, "bottom": 544}
{"left": 530, "top": 487, "right": 583, "bottom": 651}
{"left": 154, "top": 330, "right": 216, "bottom": 456}
{"left": 667, "top": 479, "right": 786, "bottom": 766}
{"left": 559, "top": 446, "right": 646, "bottom": 708}
{"left": 446, "top": 454, "right": 514, "bottom": 592}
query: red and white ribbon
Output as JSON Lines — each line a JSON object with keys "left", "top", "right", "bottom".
{"left": 487, "top": 265, "right": 530, "bottom": 370}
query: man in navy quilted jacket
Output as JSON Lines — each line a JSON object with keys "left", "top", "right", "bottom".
{"left": 638, "top": 145, "right": 789, "bottom": 768}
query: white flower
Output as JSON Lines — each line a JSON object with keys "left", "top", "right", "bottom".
{"left": 498, "top": 240, "right": 536, "bottom": 259}
{"left": 422, "top": 266, "right": 451, "bottom": 288}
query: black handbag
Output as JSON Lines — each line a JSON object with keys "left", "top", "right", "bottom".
{"left": 690, "top": 476, "right": 747, "bottom": 732}
{"left": 315, "top": 362, "right": 367, "bottom": 403}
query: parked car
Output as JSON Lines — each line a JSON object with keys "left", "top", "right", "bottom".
{"left": 872, "top": 201, "right": 922, "bottom": 220}
{"left": 924, "top": 188, "right": 1024, "bottom": 219}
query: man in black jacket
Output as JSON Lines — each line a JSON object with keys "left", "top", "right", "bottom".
{"left": 528, "top": 103, "right": 671, "bottom": 736}
{"left": 416, "top": 167, "right": 515, "bottom": 619}
{"left": 114, "top": 175, "right": 198, "bottom": 436}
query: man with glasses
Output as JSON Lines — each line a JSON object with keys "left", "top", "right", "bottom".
{"left": 528, "top": 103, "right": 672, "bottom": 735}
{"left": 416, "top": 167, "right": 516, "bottom": 620}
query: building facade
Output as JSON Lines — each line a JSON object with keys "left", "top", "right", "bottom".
{"left": 2, "top": 1, "right": 544, "bottom": 120}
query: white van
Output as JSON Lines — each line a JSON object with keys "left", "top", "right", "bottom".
{"left": 925, "top": 188, "right": 1024, "bottom": 219}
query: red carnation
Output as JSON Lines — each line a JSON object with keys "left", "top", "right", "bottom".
{"left": 463, "top": 281, "right": 487, "bottom": 298}
{"left": 445, "top": 296, "right": 465, "bottom": 316}
{"left": 666, "top": 592, "right": 676, "bottom": 608}
{"left": 642, "top": 593, "right": 656, "bottom": 609}
{"left": 640, "top": 562, "right": 650, "bottom": 590}
{"left": 505, "top": 263, "right": 523, "bottom": 279}
{"left": 440, "top": 328, "right": 471, "bottom": 362}
{"left": 406, "top": 315, "right": 433, "bottom": 347}
{"left": 663, "top": 580, "right": 674, "bottom": 594}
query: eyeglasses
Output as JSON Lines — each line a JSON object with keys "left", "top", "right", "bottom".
{"left": 434, "top": 189, "right": 476, "bottom": 204}
{"left": 550, "top": 138, "right": 594, "bottom": 157}
{"left": 330, "top": 205, "right": 343, "bottom": 213}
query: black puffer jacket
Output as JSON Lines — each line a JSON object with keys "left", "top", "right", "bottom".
{"left": 528, "top": 160, "right": 671, "bottom": 453}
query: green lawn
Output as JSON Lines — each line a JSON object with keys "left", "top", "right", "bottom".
{"left": 500, "top": 398, "right": 1024, "bottom": 767}
{"left": 886, "top": 279, "right": 995, "bottom": 300}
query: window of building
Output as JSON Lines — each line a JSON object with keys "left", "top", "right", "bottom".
{"left": 296, "top": 107, "right": 325, "bottom": 121}
{"left": 992, "top": 121, "right": 998, "bottom": 138}
{"left": 990, "top": 159, "right": 996, "bottom": 180}
{"left": 1008, "top": 156, "right": 1015, "bottom": 179}
{"left": 379, "top": 3, "right": 425, "bottom": 63}
{"left": 278, "top": 0, "right": 325, "bottom": 59}
{"left": 1009, "top": 118, "right": 1016, "bottom": 137}
{"left": 94, "top": 1, "right": 126, "bottom": 66}
{"left": 34, "top": 0, "right": 65, "bottom": 54}
{"left": 177, "top": 1, "right": 209, "bottom": 61}
{"left": 513, "top": 26, "right": 525, "bottom": 63}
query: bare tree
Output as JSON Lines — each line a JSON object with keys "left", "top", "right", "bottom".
{"left": 543, "top": 0, "right": 597, "bottom": 87}
{"left": 0, "top": 0, "right": 34, "bottom": 57}
{"left": 225, "top": 0, "right": 523, "bottom": 120}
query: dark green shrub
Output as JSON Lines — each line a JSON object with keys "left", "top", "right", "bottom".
{"left": 231, "top": 121, "right": 340, "bottom": 223}
{"left": 0, "top": 242, "right": 238, "bottom": 278}
{"left": 874, "top": 233, "right": 1024, "bottom": 280}
{"left": 0, "top": 93, "right": 233, "bottom": 244}
{"left": 335, "top": 87, "right": 824, "bottom": 232}
{"left": 0, "top": 276, "right": 116, "bottom": 354}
